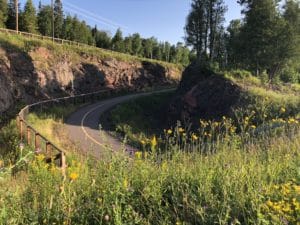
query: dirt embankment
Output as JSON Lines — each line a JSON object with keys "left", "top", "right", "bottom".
{"left": 0, "top": 43, "right": 181, "bottom": 115}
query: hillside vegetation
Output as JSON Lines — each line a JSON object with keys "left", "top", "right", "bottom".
{"left": 0, "top": 32, "right": 182, "bottom": 117}
{"left": 0, "top": 67, "right": 299, "bottom": 224}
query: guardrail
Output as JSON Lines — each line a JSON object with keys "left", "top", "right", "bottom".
{"left": 16, "top": 89, "right": 115, "bottom": 175}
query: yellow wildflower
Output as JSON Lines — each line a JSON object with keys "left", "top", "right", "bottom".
{"left": 167, "top": 129, "right": 172, "bottom": 135}
{"left": 151, "top": 136, "right": 157, "bottom": 147}
{"left": 140, "top": 140, "right": 146, "bottom": 145}
{"left": 192, "top": 134, "right": 198, "bottom": 141}
{"left": 280, "top": 107, "right": 286, "bottom": 113}
{"left": 123, "top": 178, "right": 128, "bottom": 189}
{"left": 69, "top": 172, "right": 79, "bottom": 181}
{"left": 250, "top": 125, "right": 256, "bottom": 129}
{"left": 135, "top": 151, "right": 142, "bottom": 159}
{"left": 178, "top": 127, "right": 184, "bottom": 133}
{"left": 36, "top": 154, "right": 45, "bottom": 162}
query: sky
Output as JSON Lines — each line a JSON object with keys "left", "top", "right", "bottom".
{"left": 19, "top": 0, "right": 242, "bottom": 45}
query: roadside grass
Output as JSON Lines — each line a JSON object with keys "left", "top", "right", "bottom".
{"left": 103, "top": 91, "right": 174, "bottom": 147}
{"left": 0, "top": 110, "right": 299, "bottom": 224}
{"left": 0, "top": 75, "right": 299, "bottom": 224}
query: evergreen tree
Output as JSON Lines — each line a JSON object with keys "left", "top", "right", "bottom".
{"left": 131, "top": 33, "right": 142, "bottom": 56}
{"left": 54, "top": 0, "right": 63, "bottom": 38}
{"left": 94, "top": 29, "right": 111, "bottom": 49}
{"left": 62, "top": 15, "right": 73, "bottom": 40}
{"left": 185, "top": 0, "right": 226, "bottom": 62}
{"left": 20, "top": 0, "right": 37, "bottom": 33}
{"left": 124, "top": 36, "right": 133, "bottom": 54}
{"left": 143, "top": 37, "right": 155, "bottom": 59}
{"left": 111, "top": 28, "right": 124, "bottom": 52}
{"left": 225, "top": 19, "right": 242, "bottom": 68}
{"left": 0, "top": 0, "right": 7, "bottom": 27}
{"left": 6, "top": 0, "right": 19, "bottom": 30}
{"left": 239, "top": 0, "right": 294, "bottom": 80}
{"left": 37, "top": 5, "right": 52, "bottom": 36}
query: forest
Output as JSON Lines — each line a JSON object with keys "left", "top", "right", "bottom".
{"left": 0, "top": 0, "right": 193, "bottom": 66}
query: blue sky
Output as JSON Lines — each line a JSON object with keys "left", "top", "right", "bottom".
{"left": 20, "top": 0, "right": 242, "bottom": 44}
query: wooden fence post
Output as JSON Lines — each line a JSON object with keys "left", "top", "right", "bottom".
{"left": 20, "top": 119, "right": 23, "bottom": 141}
{"left": 35, "top": 133, "right": 40, "bottom": 152}
{"left": 46, "top": 142, "right": 52, "bottom": 159}
{"left": 61, "top": 152, "right": 66, "bottom": 177}
{"left": 27, "top": 126, "right": 31, "bottom": 146}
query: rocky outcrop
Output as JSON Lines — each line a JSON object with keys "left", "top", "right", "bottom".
{"left": 167, "top": 63, "right": 245, "bottom": 127}
{"left": 0, "top": 43, "right": 181, "bottom": 114}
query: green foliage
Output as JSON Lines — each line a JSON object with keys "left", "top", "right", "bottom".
{"left": 54, "top": 0, "right": 63, "bottom": 38}
{"left": 20, "top": 0, "right": 38, "bottom": 33}
{"left": 185, "top": 0, "right": 227, "bottom": 63}
{"left": 0, "top": 0, "right": 7, "bottom": 28}
{"left": 37, "top": 5, "right": 52, "bottom": 36}
{"left": 0, "top": 114, "right": 299, "bottom": 224}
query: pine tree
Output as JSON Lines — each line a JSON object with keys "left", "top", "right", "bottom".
{"left": 239, "top": 0, "right": 294, "bottom": 80}
{"left": 185, "top": 0, "right": 227, "bottom": 62}
{"left": 37, "top": 5, "right": 52, "bottom": 36}
{"left": 20, "top": 0, "right": 37, "bottom": 33}
{"left": 131, "top": 33, "right": 142, "bottom": 56}
{"left": 0, "top": 0, "right": 7, "bottom": 27}
{"left": 111, "top": 28, "right": 124, "bottom": 52}
{"left": 6, "top": 0, "right": 19, "bottom": 30}
{"left": 54, "top": 0, "right": 63, "bottom": 38}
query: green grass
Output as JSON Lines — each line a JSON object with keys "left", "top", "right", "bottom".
{"left": 0, "top": 73, "right": 300, "bottom": 224}
{"left": 0, "top": 113, "right": 299, "bottom": 224}
{"left": 103, "top": 91, "right": 174, "bottom": 147}
{"left": 0, "top": 32, "right": 183, "bottom": 74}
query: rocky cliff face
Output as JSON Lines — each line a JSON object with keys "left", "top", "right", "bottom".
{"left": 0, "top": 43, "right": 180, "bottom": 114}
{"left": 167, "top": 63, "right": 245, "bottom": 127}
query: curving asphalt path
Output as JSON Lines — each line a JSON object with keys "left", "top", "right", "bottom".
{"left": 66, "top": 89, "right": 175, "bottom": 158}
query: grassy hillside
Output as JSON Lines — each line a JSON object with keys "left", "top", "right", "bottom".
{"left": 0, "top": 32, "right": 182, "bottom": 72}
{"left": 105, "top": 71, "right": 300, "bottom": 147}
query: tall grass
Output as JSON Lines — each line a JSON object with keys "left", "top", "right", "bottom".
{"left": 0, "top": 103, "right": 299, "bottom": 224}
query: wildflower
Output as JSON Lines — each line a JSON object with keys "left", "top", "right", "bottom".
{"left": 250, "top": 125, "right": 256, "bottom": 129}
{"left": 69, "top": 172, "right": 79, "bottom": 181}
{"left": 135, "top": 151, "right": 142, "bottom": 159}
{"left": 222, "top": 116, "right": 226, "bottom": 120}
{"left": 280, "top": 107, "right": 286, "bottom": 113}
{"left": 245, "top": 116, "right": 249, "bottom": 121}
{"left": 230, "top": 126, "right": 236, "bottom": 133}
{"left": 264, "top": 114, "right": 267, "bottom": 118}
{"left": 167, "top": 129, "right": 172, "bottom": 135}
{"left": 140, "top": 140, "right": 146, "bottom": 145}
{"left": 36, "top": 154, "right": 45, "bottom": 162}
{"left": 178, "top": 127, "right": 184, "bottom": 133}
{"left": 151, "top": 136, "right": 157, "bottom": 147}
{"left": 123, "top": 178, "right": 128, "bottom": 189}
{"left": 192, "top": 134, "right": 198, "bottom": 141}
{"left": 213, "top": 122, "right": 219, "bottom": 127}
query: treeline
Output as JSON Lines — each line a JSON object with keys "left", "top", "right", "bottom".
{"left": 186, "top": 0, "right": 300, "bottom": 83}
{"left": 0, "top": 0, "right": 194, "bottom": 66}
